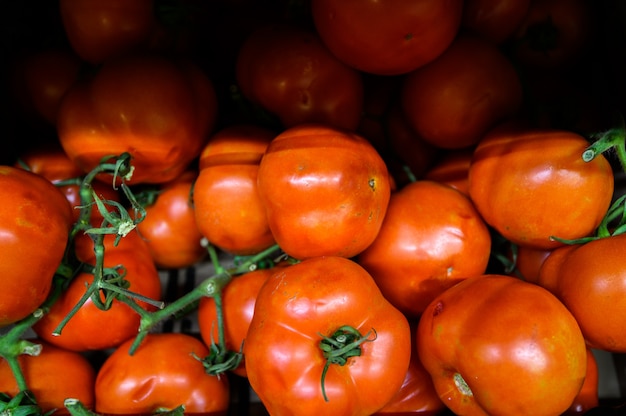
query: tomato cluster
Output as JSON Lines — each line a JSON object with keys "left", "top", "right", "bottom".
{"left": 1, "top": 0, "right": 626, "bottom": 415}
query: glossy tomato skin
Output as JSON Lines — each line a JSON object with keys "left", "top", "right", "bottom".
{"left": 358, "top": 180, "right": 491, "bottom": 318}
{"left": 311, "top": 0, "right": 463, "bottom": 75}
{"left": 245, "top": 256, "right": 411, "bottom": 416}
{"left": 137, "top": 170, "right": 207, "bottom": 269}
{"left": 565, "top": 348, "right": 599, "bottom": 415}
{"left": 57, "top": 54, "right": 217, "bottom": 185}
{"left": 0, "top": 340, "right": 96, "bottom": 414}
{"left": 538, "top": 234, "right": 626, "bottom": 352}
{"left": 32, "top": 247, "right": 162, "bottom": 351}
{"left": 462, "top": 0, "right": 531, "bottom": 44}
{"left": 95, "top": 333, "right": 230, "bottom": 414}
{"left": 256, "top": 124, "right": 391, "bottom": 259}
{"left": 402, "top": 35, "right": 523, "bottom": 149}
{"left": 468, "top": 124, "right": 614, "bottom": 249}
{"left": 417, "top": 274, "right": 587, "bottom": 415}
{"left": 236, "top": 24, "right": 364, "bottom": 131}
{"left": 0, "top": 166, "right": 73, "bottom": 326}
{"left": 194, "top": 125, "right": 276, "bottom": 255}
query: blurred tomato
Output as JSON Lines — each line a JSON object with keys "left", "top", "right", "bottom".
{"left": 423, "top": 148, "right": 474, "bottom": 195}
{"left": 462, "top": 0, "right": 531, "bottom": 44}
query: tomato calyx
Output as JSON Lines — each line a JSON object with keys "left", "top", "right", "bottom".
{"left": 0, "top": 390, "right": 49, "bottom": 416}
{"left": 63, "top": 398, "right": 185, "bottom": 416}
{"left": 318, "top": 325, "right": 377, "bottom": 402}
{"left": 583, "top": 122, "right": 626, "bottom": 172}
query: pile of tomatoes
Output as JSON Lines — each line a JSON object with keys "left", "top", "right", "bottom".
{"left": 2, "top": 0, "right": 626, "bottom": 415}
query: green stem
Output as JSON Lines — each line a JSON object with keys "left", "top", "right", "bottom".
{"left": 583, "top": 126, "right": 626, "bottom": 172}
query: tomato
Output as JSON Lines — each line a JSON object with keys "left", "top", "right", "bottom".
{"left": 136, "top": 170, "right": 207, "bottom": 269}
{"left": 245, "top": 256, "right": 411, "bottom": 415}
{"left": 468, "top": 123, "right": 614, "bottom": 249}
{"left": 57, "top": 53, "right": 218, "bottom": 185}
{"left": 193, "top": 125, "right": 276, "bottom": 255}
{"left": 256, "top": 123, "right": 391, "bottom": 259}
{"left": 417, "top": 274, "right": 587, "bottom": 415}
{"left": 565, "top": 348, "right": 599, "bottom": 415}
{"left": 511, "top": 244, "right": 552, "bottom": 283}
{"left": 73, "top": 228, "right": 154, "bottom": 264}
{"left": 462, "top": 0, "right": 531, "bottom": 44}
{"left": 423, "top": 148, "right": 474, "bottom": 195}
{"left": 235, "top": 24, "right": 364, "bottom": 131}
{"left": 311, "top": 0, "right": 463, "bottom": 75}
{"left": 537, "top": 234, "right": 626, "bottom": 352}
{"left": 0, "top": 340, "right": 96, "bottom": 414}
{"left": 32, "top": 247, "right": 162, "bottom": 351}
{"left": 60, "top": 0, "right": 156, "bottom": 65}
{"left": 358, "top": 180, "right": 491, "bottom": 318}
{"left": 95, "top": 333, "right": 230, "bottom": 414}
{"left": 198, "top": 266, "right": 277, "bottom": 377}
{"left": 401, "top": 34, "right": 523, "bottom": 149}
{"left": 0, "top": 166, "right": 73, "bottom": 327}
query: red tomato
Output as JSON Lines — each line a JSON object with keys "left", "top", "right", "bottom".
{"left": 0, "top": 340, "right": 96, "bottom": 414}
{"left": 137, "top": 171, "right": 207, "bottom": 269}
{"left": 73, "top": 229, "right": 154, "bottom": 264}
{"left": 245, "top": 256, "right": 412, "bottom": 415}
{"left": 194, "top": 125, "right": 276, "bottom": 255}
{"left": 511, "top": 245, "right": 552, "bottom": 283}
{"left": 402, "top": 34, "right": 523, "bottom": 149}
{"left": 537, "top": 234, "right": 626, "bottom": 352}
{"left": 468, "top": 123, "right": 614, "bottom": 249}
{"left": 358, "top": 180, "right": 491, "bottom": 318}
{"left": 462, "top": 0, "right": 531, "bottom": 44}
{"left": 311, "top": 0, "right": 463, "bottom": 75}
{"left": 236, "top": 24, "right": 364, "bottom": 131}
{"left": 95, "top": 333, "right": 230, "bottom": 414}
{"left": 32, "top": 248, "right": 162, "bottom": 351}
{"left": 417, "top": 274, "right": 587, "bottom": 415}
{"left": 60, "top": 0, "right": 156, "bottom": 64}
{"left": 0, "top": 166, "right": 73, "bottom": 326}
{"left": 198, "top": 267, "right": 276, "bottom": 377}
{"left": 423, "top": 148, "right": 474, "bottom": 195}
{"left": 256, "top": 124, "right": 391, "bottom": 259}
{"left": 565, "top": 348, "right": 599, "bottom": 415}
{"left": 57, "top": 53, "right": 217, "bottom": 185}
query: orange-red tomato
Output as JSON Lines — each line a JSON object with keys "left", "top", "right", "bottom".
{"left": 256, "top": 124, "right": 391, "bottom": 259}
{"left": 0, "top": 340, "right": 96, "bottom": 414}
{"left": 565, "top": 348, "right": 599, "bottom": 415}
{"left": 95, "top": 333, "right": 230, "bottom": 414}
{"left": 417, "top": 274, "right": 587, "bottom": 415}
{"left": 401, "top": 34, "right": 523, "bottom": 149}
{"left": 358, "top": 180, "right": 491, "bottom": 318}
{"left": 423, "top": 148, "right": 474, "bottom": 195}
{"left": 194, "top": 125, "right": 276, "bottom": 255}
{"left": 511, "top": 244, "right": 553, "bottom": 283}
{"left": 0, "top": 166, "right": 73, "bottom": 327}
{"left": 468, "top": 123, "right": 614, "bottom": 249}
{"left": 311, "top": 0, "right": 463, "bottom": 75}
{"left": 462, "top": 0, "right": 531, "bottom": 44}
{"left": 57, "top": 53, "right": 217, "bottom": 185}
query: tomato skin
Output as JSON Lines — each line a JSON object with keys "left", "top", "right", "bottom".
{"left": 311, "top": 0, "right": 463, "bottom": 75}
{"left": 402, "top": 35, "right": 523, "bottom": 149}
{"left": 95, "top": 333, "right": 230, "bottom": 414}
{"left": 565, "top": 348, "right": 599, "bottom": 415}
{"left": 0, "top": 166, "right": 73, "bottom": 326}
{"left": 358, "top": 180, "right": 491, "bottom": 318}
{"left": 0, "top": 340, "right": 96, "bottom": 414}
{"left": 423, "top": 149, "right": 474, "bottom": 196}
{"left": 417, "top": 274, "right": 587, "bottom": 415}
{"left": 32, "top": 248, "right": 162, "bottom": 351}
{"left": 462, "top": 0, "right": 531, "bottom": 44}
{"left": 256, "top": 124, "right": 391, "bottom": 260}
{"left": 57, "top": 54, "right": 217, "bottom": 185}
{"left": 60, "top": 0, "right": 155, "bottom": 64}
{"left": 511, "top": 245, "right": 552, "bottom": 283}
{"left": 194, "top": 125, "right": 275, "bottom": 255}
{"left": 245, "top": 256, "right": 411, "bottom": 416}
{"left": 468, "top": 124, "right": 614, "bottom": 249}
{"left": 236, "top": 24, "right": 364, "bottom": 131}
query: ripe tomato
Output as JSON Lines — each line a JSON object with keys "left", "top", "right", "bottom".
{"left": 423, "top": 148, "right": 474, "bottom": 195}
{"left": 95, "top": 333, "right": 230, "bottom": 414}
{"left": 462, "top": 0, "right": 531, "bottom": 44}
{"left": 358, "top": 180, "right": 491, "bottom": 318}
{"left": 401, "top": 34, "right": 523, "bottom": 149}
{"left": 236, "top": 24, "right": 364, "bottom": 131}
{"left": 193, "top": 125, "right": 276, "bottom": 255}
{"left": 537, "top": 234, "right": 626, "bottom": 352}
{"left": 565, "top": 348, "right": 599, "bottom": 415}
{"left": 60, "top": 0, "right": 156, "bottom": 64}
{"left": 256, "top": 124, "right": 391, "bottom": 259}
{"left": 137, "top": 170, "right": 207, "bottom": 269}
{"left": 57, "top": 53, "right": 217, "bottom": 185}
{"left": 245, "top": 256, "right": 411, "bottom": 415}
{"left": 511, "top": 245, "right": 552, "bottom": 283}
{"left": 311, "top": 0, "right": 463, "bottom": 75}
{"left": 32, "top": 248, "right": 162, "bottom": 351}
{"left": 417, "top": 274, "right": 587, "bottom": 415}
{"left": 468, "top": 123, "right": 614, "bottom": 249}
{"left": 0, "top": 166, "right": 73, "bottom": 326}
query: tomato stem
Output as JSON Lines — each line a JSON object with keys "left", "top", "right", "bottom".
{"left": 584, "top": 123, "right": 626, "bottom": 173}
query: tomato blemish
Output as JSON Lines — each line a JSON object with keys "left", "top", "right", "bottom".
{"left": 433, "top": 301, "right": 444, "bottom": 316}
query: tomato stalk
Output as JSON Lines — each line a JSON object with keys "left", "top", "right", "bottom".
{"left": 583, "top": 122, "right": 626, "bottom": 173}
{"left": 318, "top": 326, "right": 377, "bottom": 402}
{"left": 64, "top": 397, "right": 185, "bottom": 416}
